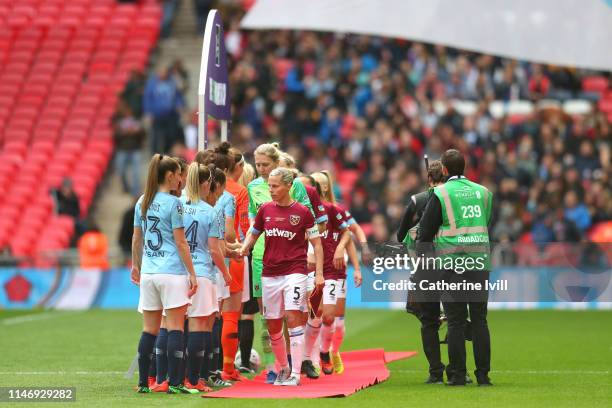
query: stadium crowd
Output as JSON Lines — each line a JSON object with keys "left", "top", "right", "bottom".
{"left": 116, "top": 2, "right": 611, "bottom": 249}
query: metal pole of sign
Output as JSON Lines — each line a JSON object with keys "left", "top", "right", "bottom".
{"left": 198, "top": 94, "right": 207, "bottom": 151}
{"left": 220, "top": 120, "right": 228, "bottom": 142}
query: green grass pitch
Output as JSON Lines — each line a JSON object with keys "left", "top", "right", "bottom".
{"left": 0, "top": 309, "right": 610, "bottom": 407}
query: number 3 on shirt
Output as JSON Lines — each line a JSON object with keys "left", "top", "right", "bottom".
{"left": 146, "top": 216, "right": 163, "bottom": 251}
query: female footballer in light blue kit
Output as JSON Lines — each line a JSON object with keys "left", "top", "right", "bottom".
{"left": 131, "top": 154, "right": 198, "bottom": 394}
{"left": 181, "top": 162, "right": 233, "bottom": 392}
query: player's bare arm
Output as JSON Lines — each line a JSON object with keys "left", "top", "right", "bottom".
{"left": 346, "top": 238, "right": 362, "bottom": 287}
{"left": 131, "top": 227, "right": 143, "bottom": 285}
{"left": 310, "top": 235, "right": 324, "bottom": 288}
{"left": 209, "top": 237, "right": 232, "bottom": 285}
{"left": 333, "top": 229, "right": 351, "bottom": 270}
{"left": 173, "top": 228, "right": 198, "bottom": 296}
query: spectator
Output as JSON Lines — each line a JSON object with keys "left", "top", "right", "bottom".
{"left": 528, "top": 64, "right": 550, "bottom": 100}
{"left": 143, "top": 67, "right": 185, "bottom": 153}
{"left": 118, "top": 200, "right": 137, "bottom": 260}
{"left": 160, "top": 0, "right": 179, "bottom": 39}
{"left": 0, "top": 246, "right": 17, "bottom": 267}
{"left": 51, "top": 178, "right": 84, "bottom": 245}
{"left": 564, "top": 190, "right": 592, "bottom": 232}
{"left": 169, "top": 59, "right": 190, "bottom": 95}
{"left": 194, "top": 0, "right": 214, "bottom": 35}
{"left": 52, "top": 178, "right": 80, "bottom": 220}
{"left": 113, "top": 101, "right": 145, "bottom": 197}
{"left": 551, "top": 207, "right": 582, "bottom": 243}
{"left": 78, "top": 221, "right": 109, "bottom": 270}
{"left": 121, "top": 70, "right": 146, "bottom": 119}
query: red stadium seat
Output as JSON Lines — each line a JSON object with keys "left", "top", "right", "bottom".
{"left": 0, "top": 0, "right": 156, "bottom": 256}
{"left": 31, "top": 140, "right": 54, "bottom": 154}
{"left": 598, "top": 98, "right": 612, "bottom": 114}
{"left": 32, "top": 129, "right": 60, "bottom": 143}
{"left": 32, "top": 16, "right": 56, "bottom": 29}
{"left": 64, "top": 50, "right": 92, "bottom": 64}
{"left": 4, "top": 129, "right": 30, "bottom": 143}
{"left": 68, "top": 38, "right": 96, "bottom": 53}
{"left": 582, "top": 76, "right": 609, "bottom": 94}
{"left": 38, "top": 5, "right": 61, "bottom": 18}
{"left": 3, "top": 141, "right": 28, "bottom": 157}
{"left": 37, "top": 117, "right": 64, "bottom": 131}
{"left": 62, "top": 129, "right": 88, "bottom": 142}
{"left": 6, "top": 118, "right": 33, "bottom": 132}
{"left": 46, "top": 95, "right": 72, "bottom": 109}
{"left": 90, "top": 4, "right": 113, "bottom": 15}
{"left": 10, "top": 50, "right": 35, "bottom": 64}
{"left": 1, "top": 73, "right": 24, "bottom": 85}
{"left": 70, "top": 107, "right": 96, "bottom": 120}
{"left": 51, "top": 84, "right": 78, "bottom": 98}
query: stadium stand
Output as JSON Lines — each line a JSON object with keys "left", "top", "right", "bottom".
{"left": 0, "top": 0, "right": 161, "bottom": 265}
{"left": 204, "top": 4, "right": 611, "bottom": 248}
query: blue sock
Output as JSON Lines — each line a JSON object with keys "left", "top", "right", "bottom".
{"left": 167, "top": 330, "right": 184, "bottom": 387}
{"left": 155, "top": 328, "right": 168, "bottom": 384}
{"left": 187, "top": 331, "right": 205, "bottom": 386}
{"left": 211, "top": 319, "right": 221, "bottom": 373}
{"left": 137, "top": 332, "right": 156, "bottom": 387}
{"left": 200, "top": 331, "right": 212, "bottom": 379}
{"left": 179, "top": 319, "right": 189, "bottom": 381}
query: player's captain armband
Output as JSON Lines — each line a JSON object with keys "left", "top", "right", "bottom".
{"left": 307, "top": 226, "right": 320, "bottom": 239}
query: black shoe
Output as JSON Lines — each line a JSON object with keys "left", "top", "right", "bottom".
{"left": 477, "top": 376, "right": 493, "bottom": 386}
{"left": 446, "top": 378, "right": 466, "bottom": 386}
{"left": 465, "top": 374, "right": 473, "bottom": 384}
{"left": 425, "top": 375, "right": 444, "bottom": 384}
{"left": 301, "top": 360, "right": 320, "bottom": 379}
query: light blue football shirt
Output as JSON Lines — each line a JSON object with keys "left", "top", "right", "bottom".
{"left": 134, "top": 192, "right": 187, "bottom": 275}
{"left": 181, "top": 197, "right": 222, "bottom": 283}
{"left": 214, "top": 190, "right": 235, "bottom": 239}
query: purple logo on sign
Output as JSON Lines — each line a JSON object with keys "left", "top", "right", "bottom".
{"left": 203, "top": 11, "right": 231, "bottom": 121}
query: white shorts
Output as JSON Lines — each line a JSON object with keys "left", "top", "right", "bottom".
{"left": 323, "top": 278, "right": 347, "bottom": 305}
{"left": 241, "top": 257, "right": 250, "bottom": 303}
{"left": 216, "top": 267, "right": 230, "bottom": 301}
{"left": 306, "top": 271, "right": 315, "bottom": 292}
{"left": 138, "top": 273, "right": 191, "bottom": 312}
{"left": 188, "top": 276, "right": 218, "bottom": 317}
{"left": 262, "top": 273, "right": 308, "bottom": 319}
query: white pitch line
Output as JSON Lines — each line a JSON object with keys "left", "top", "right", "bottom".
{"left": 394, "top": 369, "right": 610, "bottom": 375}
{"left": 1, "top": 312, "right": 80, "bottom": 326}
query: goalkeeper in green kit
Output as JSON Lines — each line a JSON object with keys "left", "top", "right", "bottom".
{"left": 246, "top": 143, "right": 320, "bottom": 384}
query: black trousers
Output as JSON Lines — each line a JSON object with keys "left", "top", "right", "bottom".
{"left": 441, "top": 271, "right": 490, "bottom": 383}
{"left": 419, "top": 301, "right": 445, "bottom": 378}
{"left": 408, "top": 268, "right": 445, "bottom": 378}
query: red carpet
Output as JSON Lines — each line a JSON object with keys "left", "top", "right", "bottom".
{"left": 384, "top": 351, "right": 418, "bottom": 363}
{"left": 204, "top": 348, "right": 417, "bottom": 399}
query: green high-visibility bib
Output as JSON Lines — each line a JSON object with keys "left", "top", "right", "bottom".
{"left": 432, "top": 177, "right": 492, "bottom": 271}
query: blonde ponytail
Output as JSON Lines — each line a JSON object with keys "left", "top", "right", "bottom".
{"left": 185, "top": 162, "right": 213, "bottom": 204}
